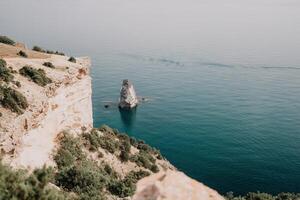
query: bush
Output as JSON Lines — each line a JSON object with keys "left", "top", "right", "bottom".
{"left": 33, "top": 46, "right": 65, "bottom": 56}
{"left": 0, "top": 59, "right": 14, "bottom": 83}
{"left": 108, "top": 179, "right": 135, "bottom": 198}
{"left": 55, "top": 160, "right": 108, "bottom": 196}
{"left": 0, "top": 162, "right": 68, "bottom": 200}
{"left": 0, "top": 35, "right": 15, "bottom": 45}
{"left": 129, "top": 137, "right": 138, "bottom": 147}
{"left": 54, "top": 134, "right": 119, "bottom": 199}
{"left": 68, "top": 57, "right": 76, "bottom": 63}
{"left": 120, "top": 150, "right": 130, "bottom": 162}
{"left": 125, "top": 170, "right": 150, "bottom": 184}
{"left": 130, "top": 150, "right": 158, "bottom": 172}
{"left": 225, "top": 192, "right": 300, "bottom": 200}
{"left": 19, "top": 66, "right": 52, "bottom": 86}
{"left": 108, "top": 170, "right": 150, "bottom": 197}
{"left": 0, "top": 86, "right": 28, "bottom": 114}
{"left": 17, "top": 50, "right": 28, "bottom": 58}
{"left": 82, "top": 129, "right": 119, "bottom": 154}
{"left": 54, "top": 51, "right": 65, "bottom": 56}
{"left": 150, "top": 164, "right": 159, "bottom": 173}
{"left": 15, "top": 81, "right": 21, "bottom": 88}
{"left": 32, "top": 46, "right": 45, "bottom": 52}
{"left": 43, "top": 62, "right": 55, "bottom": 68}
{"left": 54, "top": 133, "right": 85, "bottom": 169}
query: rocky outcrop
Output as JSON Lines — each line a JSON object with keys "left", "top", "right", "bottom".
{"left": 133, "top": 170, "right": 225, "bottom": 200}
{"left": 119, "top": 79, "right": 138, "bottom": 109}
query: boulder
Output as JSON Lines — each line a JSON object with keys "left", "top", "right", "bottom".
{"left": 132, "top": 170, "right": 225, "bottom": 200}
{"left": 119, "top": 79, "right": 138, "bottom": 109}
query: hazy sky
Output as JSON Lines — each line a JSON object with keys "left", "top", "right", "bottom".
{"left": 1, "top": 0, "right": 300, "bottom": 66}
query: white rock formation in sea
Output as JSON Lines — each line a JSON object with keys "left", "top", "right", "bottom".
{"left": 119, "top": 79, "right": 138, "bottom": 109}
{"left": 133, "top": 170, "right": 225, "bottom": 200}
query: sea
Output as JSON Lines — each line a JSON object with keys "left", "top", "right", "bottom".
{"left": 1, "top": 0, "right": 300, "bottom": 195}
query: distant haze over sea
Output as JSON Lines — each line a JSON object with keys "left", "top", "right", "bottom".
{"left": 1, "top": 0, "right": 300, "bottom": 194}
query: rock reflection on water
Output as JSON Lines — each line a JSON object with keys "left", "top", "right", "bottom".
{"left": 119, "top": 107, "right": 137, "bottom": 132}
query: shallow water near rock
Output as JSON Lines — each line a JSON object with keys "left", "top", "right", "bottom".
{"left": 1, "top": 0, "right": 300, "bottom": 195}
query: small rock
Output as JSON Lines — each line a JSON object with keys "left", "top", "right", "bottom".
{"left": 119, "top": 79, "right": 138, "bottom": 109}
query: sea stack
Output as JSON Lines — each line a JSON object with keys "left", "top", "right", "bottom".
{"left": 119, "top": 79, "right": 139, "bottom": 109}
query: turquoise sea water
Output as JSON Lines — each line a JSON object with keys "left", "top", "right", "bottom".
{"left": 1, "top": 0, "right": 300, "bottom": 195}
{"left": 92, "top": 52, "right": 300, "bottom": 194}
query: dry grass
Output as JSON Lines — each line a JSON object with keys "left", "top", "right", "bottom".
{"left": 0, "top": 43, "right": 50, "bottom": 59}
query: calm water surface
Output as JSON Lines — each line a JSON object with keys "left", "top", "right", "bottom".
{"left": 1, "top": 0, "right": 300, "bottom": 195}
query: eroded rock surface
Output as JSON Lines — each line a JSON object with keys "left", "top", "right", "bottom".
{"left": 119, "top": 79, "right": 138, "bottom": 109}
{"left": 133, "top": 170, "right": 225, "bottom": 200}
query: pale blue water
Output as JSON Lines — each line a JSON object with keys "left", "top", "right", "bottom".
{"left": 1, "top": 0, "right": 300, "bottom": 195}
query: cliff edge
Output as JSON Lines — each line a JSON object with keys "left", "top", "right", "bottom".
{"left": 0, "top": 43, "right": 93, "bottom": 168}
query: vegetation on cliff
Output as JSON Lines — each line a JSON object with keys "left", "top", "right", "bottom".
{"left": 0, "top": 59, "right": 14, "bottom": 83}
{"left": 54, "top": 127, "right": 155, "bottom": 199}
{"left": 0, "top": 36, "right": 15, "bottom": 46}
{"left": 19, "top": 66, "right": 52, "bottom": 86}
{"left": 32, "top": 45, "right": 65, "bottom": 56}
{"left": 68, "top": 57, "right": 76, "bottom": 63}
{"left": 225, "top": 192, "right": 300, "bottom": 200}
{"left": 17, "top": 50, "right": 28, "bottom": 58}
{"left": 83, "top": 125, "right": 162, "bottom": 172}
{"left": 0, "top": 85, "right": 28, "bottom": 114}
{"left": 43, "top": 62, "right": 55, "bottom": 69}
{"left": 0, "top": 162, "right": 70, "bottom": 200}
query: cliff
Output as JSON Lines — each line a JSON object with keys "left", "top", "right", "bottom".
{"left": 0, "top": 40, "right": 224, "bottom": 200}
{"left": 0, "top": 43, "right": 93, "bottom": 168}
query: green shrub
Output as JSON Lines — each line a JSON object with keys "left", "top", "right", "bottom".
{"left": 17, "top": 50, "right": 28, "bottom": 58}
{"left": 125, "top": 170, "right": 150, "bottom": 184}
{"left": 225, "top": 192, "right": 300, "bottom": 200}
{"left": 54, "top": 51, "right": 65, "bottom": 56}
{"left": 0, "top": 36, "right": 15, "bottom": 45}
{"left": 15, "top": 81, "right": 21, "bottom": 88}
{"left": 0, "top": 86, "right": 28, "bottom": 114}
{"left": 246, "top": 192, "right": 275, "bottom": 200}
{"left": 108, "top": 170, "right": 150, "bottom": 197}
{"left": 43, "top": 62, "right": 55, "bottom": 68}
{"left": 82, "top": 129, "right": 119, "bottom": 154}
{"left": 68, "top": 57, "right": 76, "bottom": 63}
{"left": 129, "top": 137, "right": 138, "bottom": 147}
{"left": 150, "top": 164, "right": 159, "bottom": 173}
{"left": 108, "top": 179, "right": 135, "bottom": 198}
{"left": 0, "top": 59, "right": 6, "bottom": 67}
{"left": 120, "top": 150, "right": 130, "bottom": 162}
{"left": 0, "top": 59, "right": 14, "bottom": 83}
{"left": 54, "top": 133, "right": 85, "bottom": 169}
{"left": 32, "top": 46, "right": 45, "bottom": 52}
{"left": 33, "top": 46, "right": 65, "bottom": 56}
{"left": 130, "top": 150, "right": 158, "bottom": 172}
{"left": 19, "top": 66, "right": 52, "bottom": 86}
{"left": 55, "top": 160, "right": 108, "bottom": 196}
{"left": 99, "top": 125, "right": 115, "bottom": 135}
{"left": 0, "top": 162, "right": 68, "bottom": 200}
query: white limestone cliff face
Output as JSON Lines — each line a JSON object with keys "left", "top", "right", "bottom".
{"left": 133, "top": 170, "right": 225, "bottom": 200}
{"left": 0, "top": 44, "right": 93, "bottom": 168}
{"left": 11, "top": 75, "right": 93, "bottom": 168}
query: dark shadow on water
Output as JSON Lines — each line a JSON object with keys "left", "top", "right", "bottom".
{"left": 119, "top": 107, "right": 137, "bottom": 132}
